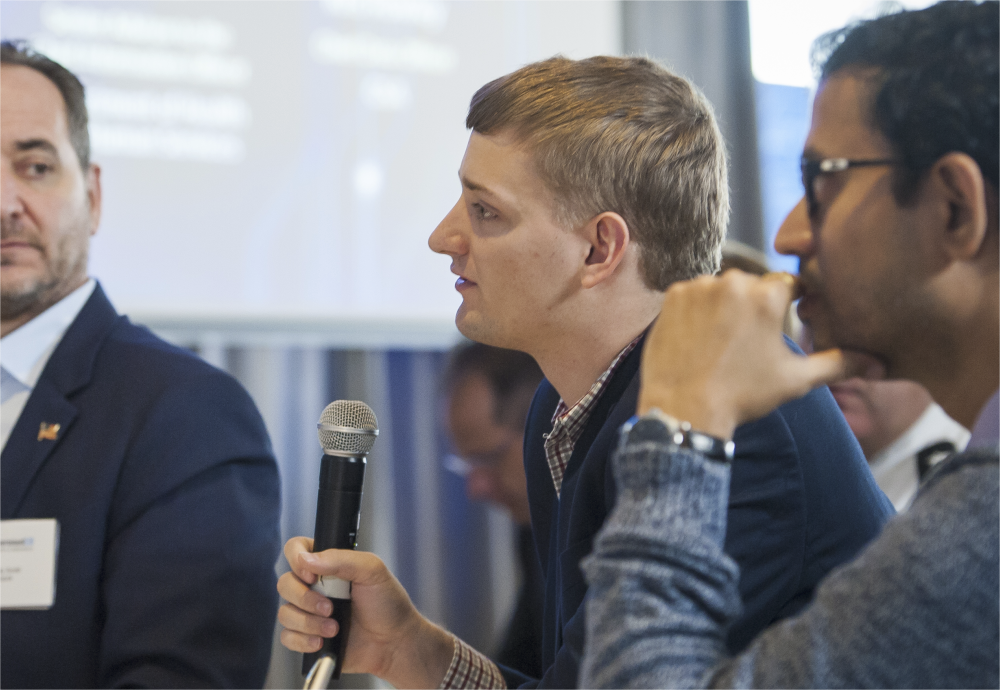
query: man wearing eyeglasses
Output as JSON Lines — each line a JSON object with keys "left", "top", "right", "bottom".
{"left": 581, "top": 2, "right": 998, "bottom": 687}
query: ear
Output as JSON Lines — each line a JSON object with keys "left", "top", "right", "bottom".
{"left": 930, "top": 152, "right": 989, "bottom": 261}
{"left": 86, "top": 163, "right": 102, "bottom": 237}
{"left": 581, "top": 212, "right": 630, "bottom": 289}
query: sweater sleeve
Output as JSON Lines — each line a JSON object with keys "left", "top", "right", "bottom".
{"left": 581, "top": 434, "right": 999, "bottom": 689}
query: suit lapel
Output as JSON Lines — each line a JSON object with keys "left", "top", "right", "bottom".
{"left": 1, "top": 379, "right": 78, "bottom": 518}
{"left": 0, "top": 283, "right": 121, "bottom": 518}
{"left": 566, "top": 333, "right": 646, "bottom": 476}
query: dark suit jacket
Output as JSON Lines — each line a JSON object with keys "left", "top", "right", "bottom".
{"left": 1, "top": 284, "right": 282, "bottom": 689}
{"left": 494, "top": 526, "right": 545, "bottom": 678}
{"left": 501, "top": 335, "right": 893, "bottom": 688}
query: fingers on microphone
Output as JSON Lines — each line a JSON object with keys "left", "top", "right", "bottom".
{"left": 302, "top": 549, "right": 389, "bottom": 585}
{"left": 284, "top": 537, "right": 317, "bottom": 582}
{"left": 278, "top": 602, "right": 340, "bottom": 640}
{"left": 280, "top": 627, "right": 324, "bottom": 654}
{"left": 315, "top": 597, "right": 333, "bottom": 617}
{"left": 277, "top": 571, "right": 325, "bottom": 613}
{"left": 298, "top": 552, "right": 324, "bottom": 581}
{"left": 285, "top": 536, "right": 314, "bottom": 556}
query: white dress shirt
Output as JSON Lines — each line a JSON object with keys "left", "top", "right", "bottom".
{"left": 1, "top": 279, "right": 96, "bottom": 451}
{"left": 868, "top": 402, "right": 970, "bottom": 512}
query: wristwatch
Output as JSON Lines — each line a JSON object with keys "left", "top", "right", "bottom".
{"left": 623, "top": 407, "right": 735, "bottom": 463}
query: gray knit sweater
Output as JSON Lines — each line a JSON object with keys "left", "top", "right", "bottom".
{"left": 580, "top": 430, "right": 999, "bottom": 689}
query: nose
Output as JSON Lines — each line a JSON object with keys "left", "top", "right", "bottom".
{"left": 0, "top": 161, "right": 24, "bottom": 223}
{"left": 428, "top": 197, "right": 469, "bottom": 257}
{"left": 774, "top": 196, "right": 813, "bottom": 261}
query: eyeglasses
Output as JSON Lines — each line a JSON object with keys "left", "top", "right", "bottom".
{"left": 800, "top": 157, "right": 899, "bottom": 216}
{"left": 443, "top": 432, "right": 518, "bottom": 477}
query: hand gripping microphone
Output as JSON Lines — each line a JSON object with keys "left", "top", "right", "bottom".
{"left": 303, "top": 401, "right": 379, "bottom": 689}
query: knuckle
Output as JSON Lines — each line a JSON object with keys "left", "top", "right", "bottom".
{"left": 276, "top": 604, "right": 297, "bottom": 626}
{"left": 279, "top": 628, "right": 297, "bottom": 648}
{"left": 279, "top": 629, "right": 311, "bottom": 653}
{"left": 276, "top": 579, "right": 292, "bottom": 601}
{"left": 277, "top": 574, "right": 303, "bottom": 599}
{"left": 280, "top": 605, "right": 321, "bottom": 635}
{"left": 283, "top": 540, "right": 301, "bottom": 561}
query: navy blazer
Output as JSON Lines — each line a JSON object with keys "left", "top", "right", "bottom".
{"left": 1, "top": 284, "right": 282, "bottom": 689}
{"left": 501, "top": 335, "right": 893, "bottom": 688}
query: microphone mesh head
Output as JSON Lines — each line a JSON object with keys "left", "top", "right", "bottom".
{"left": 318, "top": 400, "right": 379, "bottom": 456}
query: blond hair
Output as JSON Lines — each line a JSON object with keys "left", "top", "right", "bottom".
{"left": 467, "top": 55, "right": 729, "bottom": 290}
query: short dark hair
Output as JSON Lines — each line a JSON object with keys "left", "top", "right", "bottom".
{"left": 445, "top": 342, "right": 543, "bottom": 430}
{"left": 1, "top": 39, "right": 91, "bottom": 170}
{"left": 466, "top": 56, "right": 729, "bottom": 291}
{"left": 813, "top": 1, "right": 998, "bottom": 201}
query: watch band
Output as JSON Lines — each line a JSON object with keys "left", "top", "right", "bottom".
{"left": 624, "top": 408, "right": 734, "bottom": 463}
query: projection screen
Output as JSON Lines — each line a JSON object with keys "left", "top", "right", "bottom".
{"left": 1, "top": 1, "right": 621, "bottom": 347}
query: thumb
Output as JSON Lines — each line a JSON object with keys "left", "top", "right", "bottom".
{"left": 791, "top": 349, "right": 851, "bottom": 392}
{"left": 301, "top": 549, "right": 389, "bottom": 586}
{"left": 839, "top": 350, "right": 888, "bottom": 381}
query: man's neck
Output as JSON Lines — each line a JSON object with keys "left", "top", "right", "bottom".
{"left": 925, "top": 239, "right": 1000, "bottom": 430}
{"left": 2, "top": 311, "right": 40, "bottom": 338}
{"left": 925, "top": 360, "right": 998, "bottom": 432}
{"left": 531, "top": 315, "right": 654, "bottom": 408}
{"left": 916, "top": 314, "right": 999, "bottom": 431}
{"left": 1, "top": 277, "right": 89, "bottom": 338}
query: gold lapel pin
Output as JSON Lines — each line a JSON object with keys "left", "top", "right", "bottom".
{"left": 37, "top": 422, "right": 61, "bottom": 441}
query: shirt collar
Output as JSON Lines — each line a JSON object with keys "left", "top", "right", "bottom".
{"left": 868, "top": 402, "right": 970, "bottom": 472}
{"left": 543, "top": 333, "right": 643, "bottom": 496}
{"left": 551, "top": 333, "right": 643, "bottom": 425}
{"left": 1, "top": 279, "right": 96, "bottom": 388}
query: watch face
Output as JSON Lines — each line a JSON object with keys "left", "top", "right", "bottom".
{"left": 627, "top": 414, "right": 734, "bottom": 463}
{"left": 629, "top": 417, "right": 676, "bottom": 443}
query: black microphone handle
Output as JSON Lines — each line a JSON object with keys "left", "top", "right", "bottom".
{"left": 303, "top": 455, "right": 366, "bottom": 684}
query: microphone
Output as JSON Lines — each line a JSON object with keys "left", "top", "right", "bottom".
{"left": 303, "top": 400, "right": 379, "bottom": 689}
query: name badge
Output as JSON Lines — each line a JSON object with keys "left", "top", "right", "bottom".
{"left": 1, "top": 519, "right": 59, "bottom": 609}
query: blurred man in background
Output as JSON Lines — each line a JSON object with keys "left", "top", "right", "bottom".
{"left": 829, "top": 376, "right": 969, "bottom": 510}
{"left": 1, "top": 40, "right": 281, "bottom": 688}
{"left": 804, "top": 323, "right": 971, "bottom": 510}
{"left": 722, "top": 241, "right": 968, "bottom": 513}
{"left": 443, "top": 341, "right": 544, "bottom": 678}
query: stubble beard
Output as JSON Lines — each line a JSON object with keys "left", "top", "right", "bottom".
{"left": 1, "top": 217, "right": 89, "bottom": 325}
{"left": 1, "top": 272, "right": 65, "bottom": 322}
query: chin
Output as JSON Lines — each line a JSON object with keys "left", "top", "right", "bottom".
{"left": 456, "top": 313, "right": 507, "bottom": 349}
{"left": 1, "top": 275, "right": 47, "bottom": 305}
{"left": 813, "top": 318, "right": 871, "bottom": 355}
{"left": 0, "top": 269, "right": 39, "bottom": 292}
{"left": 454, "top": 312, "right": 480, "bottom": 341}
{"left": 808, "top": 327, "right": 837, "bottom": 353}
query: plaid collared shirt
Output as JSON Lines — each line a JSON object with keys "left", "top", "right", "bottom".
{"left": 440, "top": 636, "right": 506, "bottom": 689}
{"left": 543, "top": 335, "right": 642, "bottom": 497}
{"left": 438, "top": 335, "right": 642, "bottom": 690}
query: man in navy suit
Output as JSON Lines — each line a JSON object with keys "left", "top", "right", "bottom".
{"left": 275, "top": 56, "right": 892, "bottom": 688}
{"left": 0, "top": 41, "right": 281, "bottom": 688}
